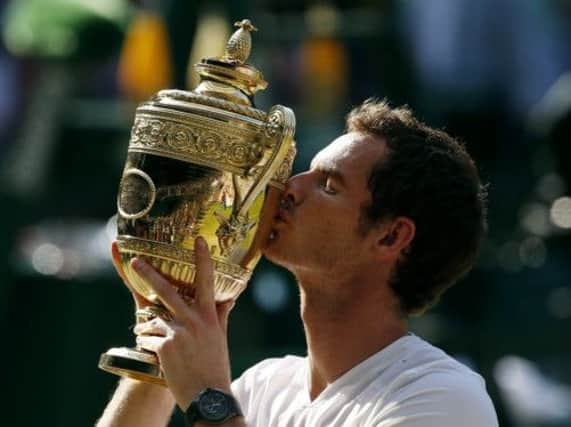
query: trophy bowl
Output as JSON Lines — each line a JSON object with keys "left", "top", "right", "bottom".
{"left": 98, "top": 19, "right": 296, "bottom": 385}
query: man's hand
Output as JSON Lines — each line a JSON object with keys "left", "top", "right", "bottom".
{"left": 111, "top": 241, "right": 153, "bottom": 312}
{"left": 98, "top": 243, "right": 177, "bottom": 427}
{"left": 130, "top": 237, "right": 235, "bottom": 411}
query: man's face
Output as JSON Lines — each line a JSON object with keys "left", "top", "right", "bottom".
{"left": 264, "top": 132, "right": 387, "bottom": 279}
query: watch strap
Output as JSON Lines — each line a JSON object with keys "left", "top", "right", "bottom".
{"left": 184, "top": 401, "right": 200, "bottom": 427}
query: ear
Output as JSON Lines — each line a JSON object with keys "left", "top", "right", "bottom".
{"left": 375, "top": 217, "right": 415, "bottom": 260}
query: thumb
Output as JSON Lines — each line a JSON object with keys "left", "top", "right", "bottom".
{"left": 216, "top": 300, "right": 235, "bottom": 334}
{"left": 111, "top": 241, "right": 151, "bottom": 310}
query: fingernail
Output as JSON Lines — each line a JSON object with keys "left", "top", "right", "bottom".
{"left": 131, "top": 258, "right": 143, "bottom": 270}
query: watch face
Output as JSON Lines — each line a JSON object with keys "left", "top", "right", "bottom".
{"left": 199, "top": 390, "right": 231, "bottom": 421}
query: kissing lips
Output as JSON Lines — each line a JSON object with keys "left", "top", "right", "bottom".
{"left": 268, "top": 213, "right": 289, "bottom": 242}
{"left": 268, "top": 196, "right": 293, "bottom": 242}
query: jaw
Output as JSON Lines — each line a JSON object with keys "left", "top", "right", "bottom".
{"left": 261, "top": 231, "right": 290, "bottom": 267}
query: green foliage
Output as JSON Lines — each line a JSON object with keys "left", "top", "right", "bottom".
{"left": 2, "top": 0, "right": 133, "bottom": 61}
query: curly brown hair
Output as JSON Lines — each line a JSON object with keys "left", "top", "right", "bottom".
{"left": 347, "top": 99, "right": 488, "bottom": 315}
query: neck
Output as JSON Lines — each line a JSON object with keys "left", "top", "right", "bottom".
{"left": 296, "top": 272, "right": 408, "bottom": 401}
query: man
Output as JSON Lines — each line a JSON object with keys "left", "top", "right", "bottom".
{"left": 98, "top": 99, "right": 498, "bottom": 426}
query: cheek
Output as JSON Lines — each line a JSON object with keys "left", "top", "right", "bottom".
{"left": 296, "top": 193, "right": 362, "bottom": 237}
{"left": 297, "top": 205, "right": 335, "bottom": 235}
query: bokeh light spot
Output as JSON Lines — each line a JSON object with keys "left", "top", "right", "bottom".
{"left": 519, "top": 237, "right": 547, "bottom": 268}
{"left": 31, "top": 243, "right": 64, "bottom": 276}
{"left": 252, "top": 270, "right": 290, "bottom": 313}
{"left": 550, "top": 197, "right": 571, "bottom": 229}
{"left": 520, "top": 202, "right": 550, "bottom": 236}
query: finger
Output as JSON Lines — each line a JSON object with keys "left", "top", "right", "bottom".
{"left": 111, "top": 241, "right": 128, "bottom": 283}
{"left": 133, "top": 317, "right": 172, "bottom": 337}
{"left": 194, "top": 237, "right": 215, "bottom": 312}
{"left": 136, "top": 335, "right": 165, "bottom": 353}
{"left": 112, "top": 242, "right": 151, "bottom": 309}
{"left": 216, "top": 300, "right": 235, "bottom": 335}
{"left": 131, "top": 258, "right": 188, "bottom": 318}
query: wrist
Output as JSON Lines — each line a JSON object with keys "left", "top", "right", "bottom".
{"left": 183, "top": 387, "right": 242, "bottom": 427}
{"left": 180, "top": 381, "right": 232, "bottom": 412}
{"left": 194, "top": 417, "right": 245, "bottom": 427}
{"left": 121, "top": 377, "right": 175, "bottom": 403}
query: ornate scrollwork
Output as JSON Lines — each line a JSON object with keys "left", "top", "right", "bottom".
{"left": 117, "top": 237, "right": 250, "bottom": 280}
{"left": 270, "top": 144, "right": 297, "bottom": 189}
{"left": 196, "top": 131, "right": 223, "bottom": 160}
{"left": 166, "top": 124, "right": 194, "bottom": 149}
{"left": 131, "top": 119, "right": 165, "bottom": 147}
{"left": 264, "top": 109, "right": 284, "bottom": 139}
{"left": 129, "top": 116, "right": 263, "bottom": 173}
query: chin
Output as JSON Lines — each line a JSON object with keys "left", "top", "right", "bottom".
{"left": 262, "top": 234, "right": 291, "bottom": 267}
{"left": 261, "top": 239, "right": 282, "bottom": 262}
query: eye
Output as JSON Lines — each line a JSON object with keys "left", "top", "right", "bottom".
{"left": 321, "top": 175, "right": 337, "bottom": 195}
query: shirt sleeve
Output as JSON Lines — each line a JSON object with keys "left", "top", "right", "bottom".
{"left": 369, "top": 370, "right": 499, "bottom": 427}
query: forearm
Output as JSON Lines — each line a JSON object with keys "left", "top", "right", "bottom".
{"left": 196, "top": 416, "right": 247, "bottom": 427}
{"left": 96, "top": 378, "right": 176, "bottom": 427}
{"left": 197, "top": 417, "right": 248, "bottom": 427}
{"left": 196, "top": 417, "right": 248, "bottom": 427}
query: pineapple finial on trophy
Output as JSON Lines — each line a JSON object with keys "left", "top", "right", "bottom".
{"left": 222, "top": 19, "right": 258, "bottom": 65}
{"left": 193, "top": 18, "right": 267, "bottom": 104}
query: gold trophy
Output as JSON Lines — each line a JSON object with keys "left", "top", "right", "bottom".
{"left": 99, "top": 19, "right": 296, "bottom": 385}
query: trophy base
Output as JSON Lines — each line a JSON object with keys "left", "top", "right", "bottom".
{"left": 99, "top": 347, "right": 166, "bottom": 386}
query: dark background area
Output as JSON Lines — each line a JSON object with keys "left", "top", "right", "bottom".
{"left": 0, "top": 0, "right": 570, "bottom": 426}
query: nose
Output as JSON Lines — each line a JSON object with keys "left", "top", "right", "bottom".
{"left": 282, "top": 171, "right": 309, "bottom": 207}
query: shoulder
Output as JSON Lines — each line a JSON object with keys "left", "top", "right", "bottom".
{"left": 371, "top": 336, "right": 498, "bottom": 426}
{"left": 386, "top": 369, "right": 498, "bottom": 426}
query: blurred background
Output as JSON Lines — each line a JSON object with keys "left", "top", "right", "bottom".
{"left": 0, "top": 0, "right": 570, "bottom": 425}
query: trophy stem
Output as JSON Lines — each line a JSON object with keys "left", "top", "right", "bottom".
{"left": 99, "top": 303, "right": 171, "bottom": 386}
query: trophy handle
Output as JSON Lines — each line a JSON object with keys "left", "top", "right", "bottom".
{"left": 238, "top": 106, "right": 296, "bottom": 267}
{"left": 234, "top": 105, "right": 296, "bottom": 218}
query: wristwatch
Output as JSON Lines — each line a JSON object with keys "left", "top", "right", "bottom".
{"left": 184, "top": 388, "right": 242, "bottom": 426}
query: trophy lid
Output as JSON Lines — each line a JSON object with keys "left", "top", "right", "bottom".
{"left": 193, "top": 19, "right": 268, "bottom": 106}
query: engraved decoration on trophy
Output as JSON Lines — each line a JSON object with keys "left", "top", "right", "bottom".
{"left": 99, "top": 19, "right": 297, "bottom": 385}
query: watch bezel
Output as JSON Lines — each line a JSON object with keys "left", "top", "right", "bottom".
{"left": 197, "top": 388, "right": 232, "bottom": 422}
{"left": 185, "top": 387, "right": 242, "bottom": 426}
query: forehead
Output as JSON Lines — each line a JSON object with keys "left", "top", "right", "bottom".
{"left": 311, "top": 132, "right": 386, "bottom": 174}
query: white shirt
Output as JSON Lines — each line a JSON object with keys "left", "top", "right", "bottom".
{"left": 231, "top": 335, "right": 498, "bottom": 426}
